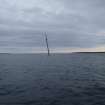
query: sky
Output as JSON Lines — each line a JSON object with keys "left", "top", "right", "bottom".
{"left": 0, "top": 0, "right": 105, "bottom": 53}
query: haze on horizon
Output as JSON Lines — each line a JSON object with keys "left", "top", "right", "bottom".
{"left": 0, "top": 0, "right": 105, "bottom": 53}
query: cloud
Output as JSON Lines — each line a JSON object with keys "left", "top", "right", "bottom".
{"left": 0, "top": 0, "right": 105, "bottom": 52}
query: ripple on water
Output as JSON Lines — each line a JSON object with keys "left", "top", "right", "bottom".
{"left": 0, "top": 54, "right": 105, "bottom": 105}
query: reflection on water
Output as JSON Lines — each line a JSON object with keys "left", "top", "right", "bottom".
{"left": 0, "top": 53, "right": 105, "bottom": 105}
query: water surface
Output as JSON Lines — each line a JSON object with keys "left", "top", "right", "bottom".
{"left": 0, "top": 53, "right": 105, "bottom": 105}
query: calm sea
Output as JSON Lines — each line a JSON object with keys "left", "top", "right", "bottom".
{"left": 0, "top": 53, "right": 105, "bottom": 105}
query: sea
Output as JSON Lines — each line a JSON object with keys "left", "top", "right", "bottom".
{"left": 0, "top": 53, "right": 105, "bottom": 105}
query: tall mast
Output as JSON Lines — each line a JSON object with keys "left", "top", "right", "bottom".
{"left": 45, "top": 32, "right": 50, "bottom": 56}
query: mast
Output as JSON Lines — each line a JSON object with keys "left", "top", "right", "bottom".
{"left": 45, "top": 32, "right": 50, "bottom": 56}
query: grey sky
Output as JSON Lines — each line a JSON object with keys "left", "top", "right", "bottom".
{"left": 0, "top": 0, "right": 105, "bottom": 53}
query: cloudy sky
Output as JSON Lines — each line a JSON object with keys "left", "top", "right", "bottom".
{"left": 0, "top": 0, "right": 105, "bottom": 53}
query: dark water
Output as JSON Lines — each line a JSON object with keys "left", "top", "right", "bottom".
{"left": 0, "top": 53, "right": 105, "bottom": 105}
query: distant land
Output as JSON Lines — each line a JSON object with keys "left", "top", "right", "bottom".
{"left": 77, "top": 52, "right": 105, "bottom": 53}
